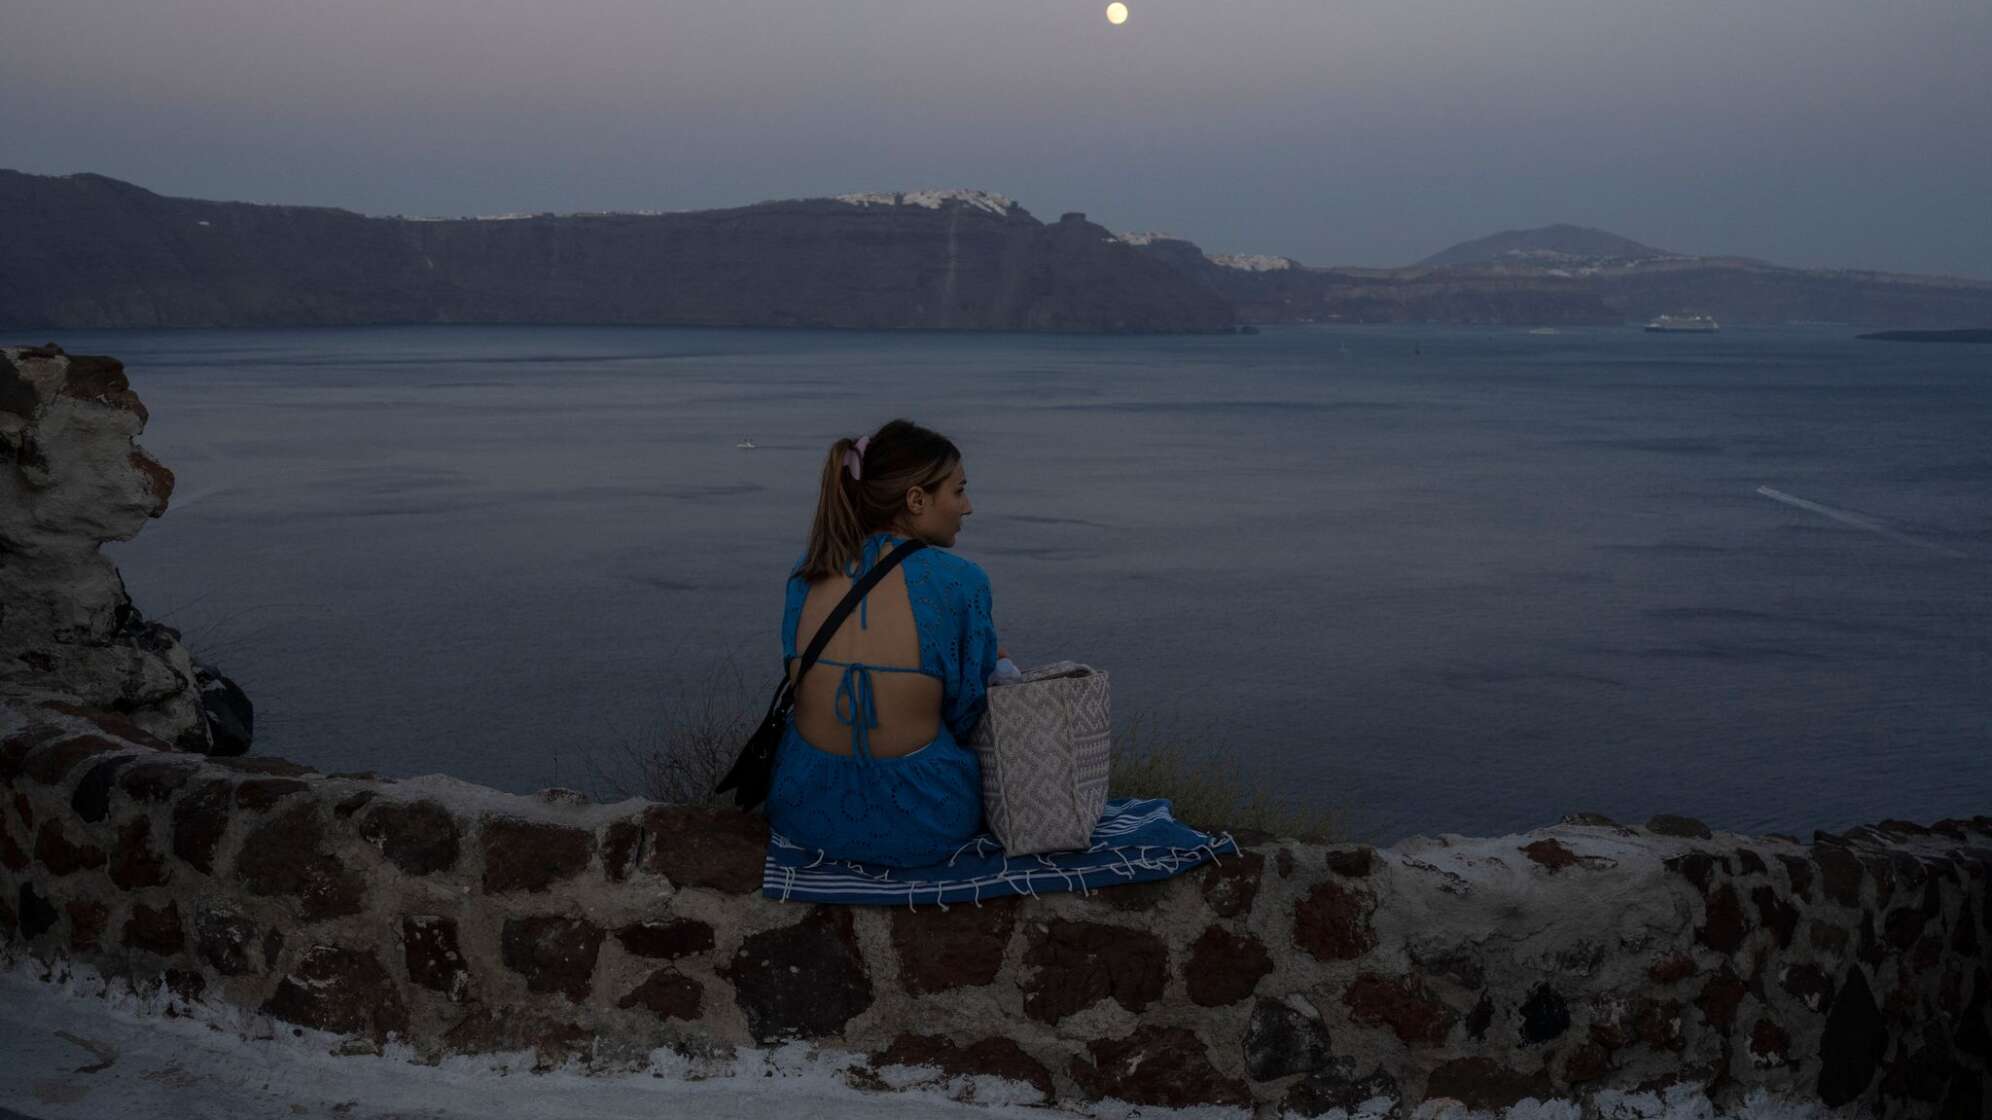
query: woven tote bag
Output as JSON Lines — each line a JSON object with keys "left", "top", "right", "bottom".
{"left": 969, "top": 661, "right": 1112, "bottom": 855}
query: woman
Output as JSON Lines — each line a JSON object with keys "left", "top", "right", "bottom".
{"left": 766, "top": 419, "right": 1006, "bottom": 867}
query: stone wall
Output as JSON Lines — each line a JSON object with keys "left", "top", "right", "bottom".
{"left": 2, "top": 705, "right": 1985, "bottom": 1117}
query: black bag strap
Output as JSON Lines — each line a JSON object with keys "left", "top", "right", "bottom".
{"left": 788, "top": 537, "right": 927, "bottom": 693}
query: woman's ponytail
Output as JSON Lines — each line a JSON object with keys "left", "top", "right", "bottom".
{"left": 800, "top": 437, "right": 868, "bottom": 580}
{"left": 796, "top": 420, "right": 960, "bottom": 582}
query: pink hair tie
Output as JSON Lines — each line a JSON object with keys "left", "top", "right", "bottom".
{"left": 843, "top": 435, "right": 870, "bottom": 481}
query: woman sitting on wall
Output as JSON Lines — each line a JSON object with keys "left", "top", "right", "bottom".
{"left": 766, "top": 419, "right": 1005, "bottom": 867}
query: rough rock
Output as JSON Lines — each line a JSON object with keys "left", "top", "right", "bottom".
{"left": 500, "top": 915, "right": 605, "bottom": 1004}
{"left": 235, "top": 802, "right": 367, "bottom": 920}
{"left": 265, "top": 946, "right": 409, "bottom": 1041}
{"left": 614, "top": 919, "right": 714, "bottom": 961}
{"left": 1294, "top": 879, "right": 1379, "bottom": 961}
{"left": 637, "top": 806, "right": 766, "bottom": 892}
{"left": 1070, "top": 1026, "right": 1251, "bottom": 1108}
{"left": 193, "top": 903, "right": 257, "bottom": 976}
{"left": 724, "top": 909, "right": 871, "bottom": 1043}
{"left": 1283, "top": 1057, "right": 1401, "bottom": 1118}
{"left": 872, "top": 1034, "right": 1054, "bottom": 1102}
{"left": 1186, "top": 926, "right": 1273, "bottom": 1007}
{"left": 1021, "top": 919, "right": 1167, "bottom": 1024}
{"left": 616, "top": 970, "right": 703, "bottom": 1021}
{"left": 356, "top": 799, "right": 460, "bottom": 876}
{"left": 1245, "top": 996, "right": 1333, "bottom": 1081}
{"left": 1344, "top": 972, "right": 1456, "bottom": 1046}
{"left": 890, "top": 900, "right": 1016, "bottom": 994}
{"left": 403, "top": 916, "right": 470, "bottom": 999}
{"left": 480, "top": 817, "right": 595, "bottom": 893}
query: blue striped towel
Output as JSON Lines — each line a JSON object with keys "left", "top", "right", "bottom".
{"left": 763, "top": 797, "right": 1237, "bottom": 907}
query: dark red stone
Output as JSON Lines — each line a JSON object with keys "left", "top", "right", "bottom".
{"left": 34, "top": 820, "right": 106, "bottom": 875}
{"left": 638, "top": 806, "right": 767, "bottom": 891}
{"left": 66, "top": 900, "right": 108, "bottom": 949}
{"left": 1020, "top": 919, "right": 1167, "bottom": 1024}
{"left": 1750, "top": 885, "right": 1798, "bottom": 949}
{"left": 1695, "top": 883, "right": 1748, "bottom": 954}
{"left": 1186, "top": 926, "right": 1272, "bottom": 1007}
{"left": 1734, "top": 848, "right": 1768, "bottom": 875}
{"left": 332, "top": 790, "right": 376, "bottom": 818}
{"left": 1197, "top": 849, "right": 1263, "bottom": 917}
{"left": 1410, "top": 946, "right": 1485, "bottom": 990}
{"left": 1777, "top": 854, "right": 1814, "bottom": 901}
{"left": 1325, "top": 845, "right": 1376, "bottom": 877}
{"left": 265, "top": 946, "right": 409, "bottom": 1041}
{"left": 124, "top": 900, "right": 185, "bottom": 955}
{"left": 118, "top": 760, "right": 196, "bottom": 802}
{"left": 1522, "top": 839, "right": 1579, "bottom": 871}
{"left": 234, "top": 779, "right": 308, "bottom": 811}
{"left": 1294, "top": 880, "right": 1378, "bottom": 961}
{"left": 1276, "top": 848, "right": 1295, "bottom": 878}
{"left": 723, "top": 909, "right": 871, "bottom": 1043}
{"left": 1861, "top": 855, "right": 1895, "bottom": 908}
{"left": 1069, "top": 1026, "right": 1250, "bottom": 1108}
{"left": 1342, "top": 973, "right": 1455, "bottom": 1046}
{"left": 11, "top": 791, "right": 31, "bottom": 829}
{"left": 32, "top": 704, "right": 175, "bottom": 752}
{"left": 1648, "top": 953, "right": 1695, "bottom": 983}
{"left": 442, "top": 1010, "right": 590, "bottom": 1069}
{"left": 1813, "top": 844, "right": 1863, "bottom": 908}
{"left": 501, "top": 915, "right": 606, "bottom": 1004}
{"left": 1749, "top": 1018, "right": 1791, "bottom": 1067}
{"left": 1564, "top": 1042, "right": 1611, "bottom": 1084}
{"left": 601, "top": 817, "right": 643, "bottom": 883}
{"left": 1632, "top": 997, "right": 1686, "bottom": 1051}
{"left": 1781, "top": 962, "right": 1835, "bottom": 1013}
{"left": 171, "top": 779, "right": 234, "bottom": 873}
{"left": 403, "top": 915, "right": 470, "bottom": 999}
{"left": 356, "top": 799, "right": 461, "bottom": 876}
{"left": 615, "top": 918, "right": 716, "bottom": 961}
{"left": 1101, "top": 878, "right": 1175, "bottom": 912}
{"left": 108, "top": 816, "right": 169, "bottom": 889}
{"left": 890, "top": 899, "right": 1017, "bottom": 994}
{"left": 617, "top": 969, "right": 703, "bottom": 1020}
{"left": 1424, "top": 1056, "right": 1554, "bottom": 1111}
{"left": 21, "top": 735, "right": 123, "bottom": 785}
{"left": 193, "top": 904, "right": 256, "bottom": 976}
{"left": 237, "top": 803, "right": 367, "bottom": 921}
{"left": 480, "top": 817, "right": 594, "bottom": 894}
{"left": 873, "top": 1034, "right": 1053, "bottom": 1102}
{"left": 1465, "top": 993, "right": 1495, "bottom": 1041}
{"left": 1697, "top": 967, "right": 1748, "bottom": 1032}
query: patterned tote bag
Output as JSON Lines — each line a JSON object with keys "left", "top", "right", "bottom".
{"left": 969, "top": 661, "right": 1112, "bottom": 855}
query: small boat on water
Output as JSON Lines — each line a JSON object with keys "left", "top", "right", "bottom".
{"left": 735, "top": 439, "right": 756, "bottom": 449}
{"left": 1528, "top": 327, "right": 1560, "bottom": 335}
{"left": 1645, "top": 314, "right": 1719, "bottom": 333}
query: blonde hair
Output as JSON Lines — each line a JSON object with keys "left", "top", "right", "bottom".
{"left": 796, "top": 419, "right": 960, "bottom": 582}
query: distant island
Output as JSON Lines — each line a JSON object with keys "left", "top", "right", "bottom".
{"left": 1855, "top": 328, "right": 1992, "bottom": 343}
{"left": 5, "top": 169, "right": 1992, "bottom": 331}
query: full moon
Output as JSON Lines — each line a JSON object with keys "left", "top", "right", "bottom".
{"left": 1105, "top": 3, "right": 1128, "bottom": 25}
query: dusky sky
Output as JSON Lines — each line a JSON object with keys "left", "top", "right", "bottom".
{"left": 4, "top": 0, "right": 1988, "bottom": 276}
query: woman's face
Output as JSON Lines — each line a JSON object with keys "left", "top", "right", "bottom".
{"left": 898, "top": 461, "right": 971, "bottom": 547}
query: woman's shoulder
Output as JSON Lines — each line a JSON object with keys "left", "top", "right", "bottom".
{"left": 911, "top": 545, "right": 991, "bottom": 598}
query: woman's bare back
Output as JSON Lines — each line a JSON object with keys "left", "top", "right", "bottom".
{"left": 789, "top": 559, "right": 943, "bottom": 757}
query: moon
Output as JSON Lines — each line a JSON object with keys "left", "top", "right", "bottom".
{"left": 1105, "top": 2, "right": 1128, "bottom": 25}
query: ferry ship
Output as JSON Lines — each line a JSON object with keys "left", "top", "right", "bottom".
{"left": 1644, "top": 314, "right": 1719, "bottom": 333}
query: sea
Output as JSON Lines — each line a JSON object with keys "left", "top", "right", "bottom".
{"left": 23, "top": 323, "right": 1989, "bottom": 844}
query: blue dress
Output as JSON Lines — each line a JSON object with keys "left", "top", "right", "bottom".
{"left": 766, "top": 530, "right": 1002, "bottom": 867}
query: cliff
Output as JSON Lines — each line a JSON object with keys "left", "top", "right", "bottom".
{"left": 0, "top": 172, "right": 1235, "bottom": 333}
{"left": 1131, "top": 228, "right": 1992, "bottom": 328}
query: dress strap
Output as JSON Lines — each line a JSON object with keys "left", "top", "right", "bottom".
{"left": 832, "top": 662, "right": 880, "bottom": 765}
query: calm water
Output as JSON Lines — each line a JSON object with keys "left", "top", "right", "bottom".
{"left": 30, "top": 324, "right": 1991, "bottom": 843}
